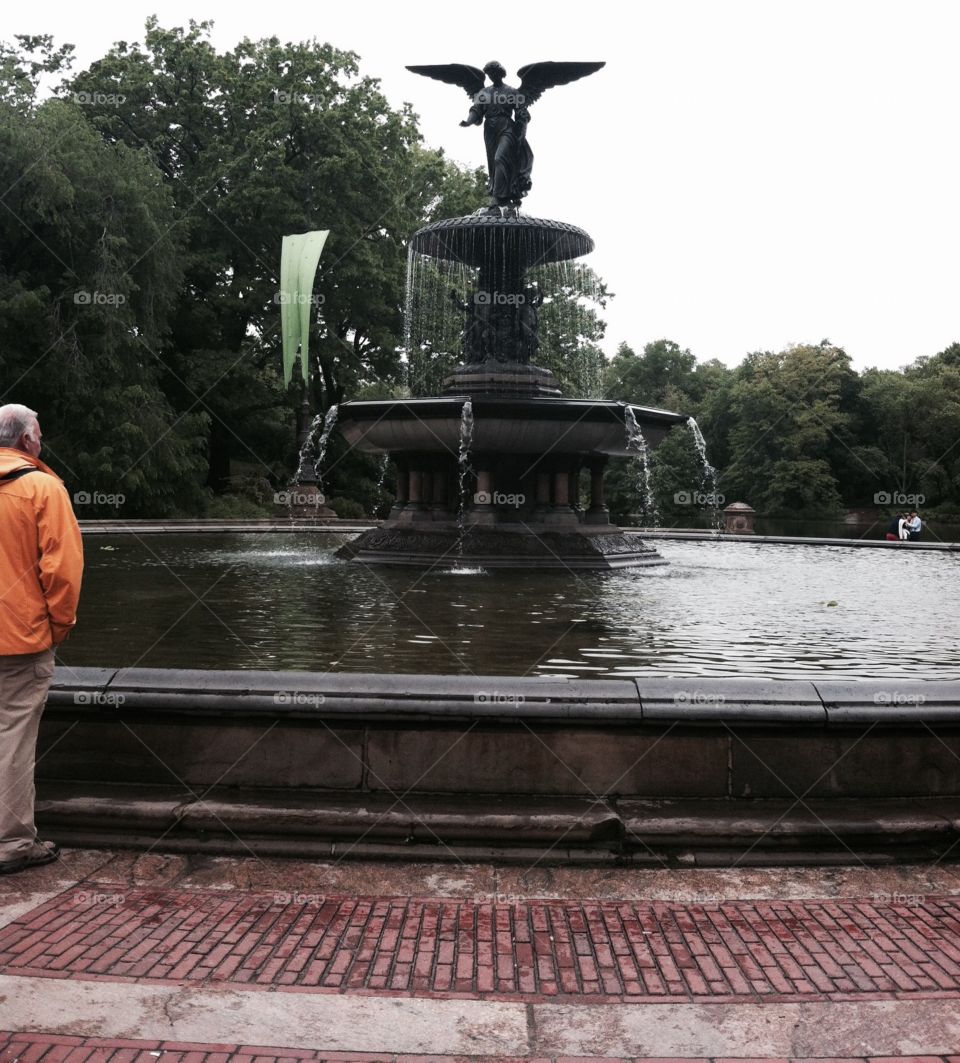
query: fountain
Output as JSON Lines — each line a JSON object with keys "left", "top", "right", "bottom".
{"left": 336, "top": 59, "right": 687, "bottom": 568}
{"left": 30, "top": 62, "right": 960, "bottom": 870}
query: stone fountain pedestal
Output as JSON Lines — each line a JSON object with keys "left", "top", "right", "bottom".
{"left": 336, "top": 212, "right": 687, "bottom": 569}
{"left": 336, "top": 393, "right": 686, "bottom": 569}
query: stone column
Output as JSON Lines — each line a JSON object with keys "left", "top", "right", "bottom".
{"left": 545, "top": 467, "right": 578, "bottom": 525}
{"left": 389, "top": 458, "right": 409, "bottom": 520}
{"left": 471, "top": 468, "right": 496, "bottom": 525}
{"left": 569, "top": 469, "right": 581, "bottom": 516}
{"left": 585, "top": 457, "right": 610, "bottom": 525}
{"left": 400, "top": 468, "right": 429, "bottom": 523}
{"left": 533, "top": 469, "right": 552, "bottom": 519}
{"left": 431, "top": 467, "right": 449, "bottom": 520}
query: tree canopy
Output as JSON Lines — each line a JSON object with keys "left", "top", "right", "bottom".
{"left": 1, "top": 25, "right": 957, "bottom": 523}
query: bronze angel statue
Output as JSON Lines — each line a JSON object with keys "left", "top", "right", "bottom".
{"left": 407, "top": 60, "right": 604, "bottom": 216}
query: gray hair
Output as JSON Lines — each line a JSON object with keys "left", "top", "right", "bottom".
{"left": 0, "top": 404, "right": 40, "bottom": 448}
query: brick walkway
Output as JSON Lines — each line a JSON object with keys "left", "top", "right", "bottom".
{"left": 2, "top": 886, "right": 960, "bottom": 1003}
{"left": 1, "top": 1032, "right": 959, "bottom": 1063}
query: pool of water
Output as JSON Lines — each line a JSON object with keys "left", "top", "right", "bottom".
{"left": 58, "top": 533, "right": 958, "bottom": 679}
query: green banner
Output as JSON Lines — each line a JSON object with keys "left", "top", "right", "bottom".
{"left": 280, "top": 230, "right": 330, "bottom": 385}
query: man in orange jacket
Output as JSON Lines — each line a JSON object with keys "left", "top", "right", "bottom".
{"left": 0, "top": 404, "right": 83, "bottom": 874}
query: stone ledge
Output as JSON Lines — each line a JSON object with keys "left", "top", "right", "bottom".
{"left": 814, "top": 679, "right": 960, "bottom": 723}
{"left": 47, "top": 667, "right": 960, "bottom": 725}
{"left": 635, "top": 678, "right": 826, "bottom": 723}
{"left": 34, "top": 783, "right": 960, "bottom": 863}
{"left": 630, "top": 528, "right": 959, "bottom": 551}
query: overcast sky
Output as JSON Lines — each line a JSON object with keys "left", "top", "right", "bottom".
{"left": 8, "top": 0, "right": 960, "bottom": 371}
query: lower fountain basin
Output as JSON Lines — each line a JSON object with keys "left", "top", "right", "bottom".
{"left": 337, "top": 397, "right": 686, "bottom": 456}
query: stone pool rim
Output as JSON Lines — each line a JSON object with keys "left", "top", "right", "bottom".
{"left": 75, "top": 519, "right": 960, "bottom": 550}
{"left": 37, "top": 666, "right": 960, "bottom": 864}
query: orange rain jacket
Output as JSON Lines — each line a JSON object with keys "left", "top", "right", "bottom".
{"left": 0, "top": 447, "right": 84, "bottom": 654}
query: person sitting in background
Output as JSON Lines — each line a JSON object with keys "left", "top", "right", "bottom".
{"left": 906, "top": 510, "right": 922, "bottom": 540}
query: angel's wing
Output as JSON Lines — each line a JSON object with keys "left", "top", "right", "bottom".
{"left": 516, "top": 61, "right": 605, "bottom": 106}
{"left": 406, "top": 64, "right": 486, "bottom": 100}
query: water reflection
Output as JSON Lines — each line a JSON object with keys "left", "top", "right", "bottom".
{"left": 60, "top": 533, "right": 959, "bottom": 679}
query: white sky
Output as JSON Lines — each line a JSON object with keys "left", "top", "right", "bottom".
{"left": 7, "top": 0, "right": 960, "bottom": 371}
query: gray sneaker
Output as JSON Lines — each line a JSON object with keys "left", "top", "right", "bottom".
{"left": 0, "top": 840, "right": 60, "bottom": 875}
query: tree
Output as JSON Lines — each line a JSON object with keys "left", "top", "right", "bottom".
{"left": 601, "top": 339, "right": 732, "bottom": 523}
{"left": 719, "top": 342, "right": 859, "bottom": 515}
{"left": 0, "top": 89, "right": 208, "bottom": 516}
{"left": 66, "top": 20, "right": 488, "bottom": 499}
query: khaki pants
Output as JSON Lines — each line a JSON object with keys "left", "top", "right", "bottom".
{"left": 0, "top": 649, "right": 55, "bottom": 860}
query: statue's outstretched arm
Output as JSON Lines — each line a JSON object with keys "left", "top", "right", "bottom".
{"left": 460, "top": 103, "right": 483, "bottom": 128}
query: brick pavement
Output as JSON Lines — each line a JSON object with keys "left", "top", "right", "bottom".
{"left": 2, "top": 886, "right": 960, "bottom": 1004}
{"left": 1, "top": 1031, "right": 959, "bottom": 1063}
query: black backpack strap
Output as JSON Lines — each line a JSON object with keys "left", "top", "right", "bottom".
{"left": 0, "top": 467, "right": 37, "bottom": 484}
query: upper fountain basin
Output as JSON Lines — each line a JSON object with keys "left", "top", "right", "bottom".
{"left": 411, "top": 215, "right": 594, "bottom": 267}
{"left": 337, "top": 397, "right": 686, "bottom": 456}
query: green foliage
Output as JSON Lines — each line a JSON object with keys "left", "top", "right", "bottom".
{"left": 717, "top": 342, "right": 857, "bottom": 515}
{"left": 533, "top": 264, "right": 609, "bottom": 398}
{"left": 607, "top": 337, "right": 960, "bottom": 525}
{"left": 2, "top": 27, "right": 959, "bottom": 524}
{"left": 204, "top": 492, "right": 273, "bottom": 518}
{"left": 0, "top": 94, "right": 208, "bottom": 516}
{"left": 326, "top": 495, "right": 366, "bottom": 519}
{"left": 0, "top": 23, "right": 490, "bottom": 513}
{"left": 63, "top": 21, "right": 489, "bottom": 488}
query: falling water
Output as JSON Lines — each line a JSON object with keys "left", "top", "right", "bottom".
{"left": 293, "top": 403, "right": 339, "bottom": 499}
{"left": 404, "top": 250, "right": 474, "bottom": 396}
{"left": 312, "top": 404, "right": 340, "bottom": 493}
{"left": 624, "top": 407, "right": 659, "bottom": 528}
{"left": 687, "top": 416, "right": 724, "bottom": 533}
{"left": 403, "top": 225, "right": 607, "bottom": 399}
{"left": 375, "top": 453, "right": 390, "bottom": 516}
{"left": 402, "top": 244, "right": 415, "bottom": 389}
{"left": 293, "top": 413, "right": 324, "bottom": 487}
{"left": 456, "top": 399, "right": 474, "bottom": 555}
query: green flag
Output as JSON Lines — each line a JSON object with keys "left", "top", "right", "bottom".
{"left": 280, "top": 230, "right": 330, "bottom": 386}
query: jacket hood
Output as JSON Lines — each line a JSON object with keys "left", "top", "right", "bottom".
{"left": 0, "top": 447, "right": 63, "bottom": 483}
